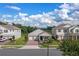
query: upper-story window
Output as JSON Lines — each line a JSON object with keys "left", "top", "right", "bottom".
{"left": 13, "top": 29, "right": 14, "bottom": 32}
{"left": 64, "top": 30, "right": 67, "bottom": 32}
{"left": 4, "top": 30, "right": 8, "bottom": 33}
{"left": 10, "top": 29, "right": 12, "bottom": 32}
{"left": 0, "top": 30, "right": 2, "bottom": 34}
{"left": 0, "top": 30, "right": 2, "bottom": 32}
{"left": 75, "top": 29, "right": 79, "bottom": 33}
{"left": 58, "top": 29, "right": 61, "bottom": 32}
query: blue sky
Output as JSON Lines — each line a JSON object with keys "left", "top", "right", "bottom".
{"left": 0, "top": 3, "right": 62, "bottom": 15}
{"left": 0, "top": 3, "right": 79, "bottom": 28}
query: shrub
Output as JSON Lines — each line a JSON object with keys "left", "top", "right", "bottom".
{"left": 59, "top": 39, "right": 79, "bottom": 56}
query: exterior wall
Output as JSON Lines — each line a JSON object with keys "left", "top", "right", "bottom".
{"left": 56, "top": 29, "right": 64, "bottom": 36}
{"left": 0, "top": 26, "right": 7, "bottom": 33}
{"left": 13, "top": 30, "right": 21, "bottom": 39}
{"left": 28, "top": 36, "right": 37, "bottom": 40}
{"left": 52, "top": 28, "right": 69, "bottom": 40}
{"left": 1, "top": 29, "right": 21, "bottom": 39}
{"left": 56, "top": 29, "right": 64, "bottom": 40}
{"left": 0, "top": 26, "right": 21, "bottom": 39}
{"left": 53, "top": 25, "right": 79, "bottom": 40}
{"left": 73, "top": 27, "right": 79, "bottom": 33}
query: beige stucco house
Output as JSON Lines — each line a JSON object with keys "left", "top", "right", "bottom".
{"left": 0, "top": 24, "right": 21, "bottom": 41}
{"left": 28, "top": 29, "right": 51, "bottom": 41}
{"left": 52, "top": 24, "right": 79, "bottom": 40}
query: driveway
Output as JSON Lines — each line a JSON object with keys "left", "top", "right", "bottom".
{"left": 21, "top": 40, "right": 40, "bottom": 49}
{"left": 0, "top": 40, "right": 10, "bottom": 45}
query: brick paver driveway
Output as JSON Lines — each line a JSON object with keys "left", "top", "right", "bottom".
{"left": 21, "top": 40, "right": 39, "bottom": 49}
{"left": 27, "top": 40, "right": 38, "bottom": 45}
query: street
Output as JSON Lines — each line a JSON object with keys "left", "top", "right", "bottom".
{"left": 0, "top": 48, "right": 62, "bottom": 56}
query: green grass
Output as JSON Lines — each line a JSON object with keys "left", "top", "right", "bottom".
{"left": 40, "top": 40, "right": 60, "bottom": 48}
{"left": 51, "top": 40, "right": 60, "bottom": 45}
{"left": 1, "top": 34, "right": 28, "bottom": 48}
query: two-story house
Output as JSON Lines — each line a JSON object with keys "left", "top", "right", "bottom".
{"left": 0, "top": 24, "right": 21, "bottom": 41}
{"left": 52, "top": 24, "right": 79, "bottom": 40}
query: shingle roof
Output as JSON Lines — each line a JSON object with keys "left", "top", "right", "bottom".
{"left": 28, "top": 29, "right": 44, "bottom": 36}
{"left": 0, "top": 25, "right": 20, "bottom": 30}
{"left": 55, "top": 24, "right": 71, "bottom": 30}
{"left": 39, "top": 32, "right": 51, "bottom": 36}
{"left": 28, "top": 29, "right": 51, "bottom": 37}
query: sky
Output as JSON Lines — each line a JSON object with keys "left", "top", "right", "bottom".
{"left": 0, "top": 3, "right": 79, "bottom": 28}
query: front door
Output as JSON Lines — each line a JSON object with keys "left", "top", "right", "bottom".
{"left": 40, "top": 36, "right": 43, "bottom": 41}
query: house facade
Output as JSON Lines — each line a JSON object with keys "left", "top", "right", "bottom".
{"left": 52, "top": 24, "right": 79, "bottom": 40}
{"left": 0, "top": 24, "right": 21, "bottom": 40}
{"left": 28, "top": 29, "right": 51, "bottom": 42}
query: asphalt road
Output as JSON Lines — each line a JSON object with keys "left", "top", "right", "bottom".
{"left": 0, "top": 48, "right": 62, "bottom": 56}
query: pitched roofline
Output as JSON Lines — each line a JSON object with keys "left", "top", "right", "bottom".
{"left": 0, "top": 24, "right": 21, "bottom": 30}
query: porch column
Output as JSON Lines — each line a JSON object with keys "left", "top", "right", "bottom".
{"left": 72, "top": 35, "right": 73, "bottom": 40}
{"left": 76, "top": 35, "right": 77, "bottom": 40}
{"left": 33, "top": 36, "right": 34, "bottom": 40}
{"left": 43, "top": 36, "right": 45, "bottom": 41}
{"left": 38, "top": 36, "right": 40, "bottom": 41}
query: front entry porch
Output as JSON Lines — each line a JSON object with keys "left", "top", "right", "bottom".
{"left": 38, "top": 36, "right": 51, "bottom": 41}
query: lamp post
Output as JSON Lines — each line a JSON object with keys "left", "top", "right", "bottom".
{"left": 47, "top": 40, "right": 49, "bottom": 56}
{"left": 47, "top": 37, "right": 51, "bottom": 56}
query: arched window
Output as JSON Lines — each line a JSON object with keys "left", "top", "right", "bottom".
{"left": 75, "top": 29, "right": 79, "bottom": 33}
{"left": 58, "top": 29, "right": 61, "bottom": 32}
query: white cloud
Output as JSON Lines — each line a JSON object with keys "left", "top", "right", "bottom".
{"left": 2, "top": 14, "right": 12, "bottom": 18}
{"left": 59, "top": 8, "right": 69, "bottom": 19}
{"left": 29, "top": 12, "right": 57, "bottom": 26}
{"left": 59, "top": 3, "right": 70, "bottom": 9}
{"left": 57, "top": 3, "right": 79, "bottom": 25}
{"left": 19, "top": 12, "right": 28, "bottom": 17}
{"left": 29, "top": 14, "right": 42, "bottom": 20}
{"left": 6, "top": 5, "right": 21, "bottom": 11}
{"left": 71, "top": 11, "right": 79, "bottom": 19}
{"left": 2, "top": 3, "right": 79, "bottom": 27}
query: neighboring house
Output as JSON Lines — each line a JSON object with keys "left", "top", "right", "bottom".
{"left": 0, "top": 24, "right": 21, "bottom": 40}
{"left": 28, "top": 29, "right": 51, "bottom": 41}
{"left": 52, "top": 24, "right": 79, "bottom": 40}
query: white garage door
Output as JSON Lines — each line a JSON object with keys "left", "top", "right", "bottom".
{"left": 29, "top": 37, "right": 37, "bottom": 40}
{"left": 29, "top": 37, "right": 33, "bottom": 40}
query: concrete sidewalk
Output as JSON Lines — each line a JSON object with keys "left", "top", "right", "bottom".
{"left": 20, "top": 45, "right": 40, "bottom": 49}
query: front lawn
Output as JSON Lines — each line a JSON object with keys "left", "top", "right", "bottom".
{"left": 40, "top": 40, "right": 60, "bottom": 48}
{"left": 1, "top": 34, "right": 28, "bottom": 48}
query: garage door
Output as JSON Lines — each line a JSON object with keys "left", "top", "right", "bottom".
{"left": 29, "top": 37, "right": 37, "bottom": 40}
{"left": 29, "top": 37, "right": 33, "bottom": 40}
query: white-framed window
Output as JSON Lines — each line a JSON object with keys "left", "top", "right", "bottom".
{"left": 4, "top": 30, "right": 8, "bottom": 33}
{"left": 0, "top": 30, "right": 2, "bottom": 32}
{"left": 10, "top": 29, "right": 12, "bottom": 32}
{"left": 64, "top": 30, "right": 67, "bottom": 32}
{"left": 75, "top": 29, "right": 79, "bottom": 33}
{"left": 58, "top": 29, "right": 61, "bottom": 32}
{"left": 13, "top": 29, "right": 14, "bottom": 32}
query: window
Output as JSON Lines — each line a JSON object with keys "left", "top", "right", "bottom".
{"left": 0, "top": 30, "right": 2, "bottom": 32}
{"left": 4, "top": 30, "right": 8, "bottom": 33}
{"left": 10, "top": 29, "right": 11, "bottom": 32}
{"left": 64, "top": 30, "right": 67, "bottom": 32}
{"left": 58, "top": 29, "right": 61, "bottom": 32}
{"left": 13, "top": 30, "right": 14, "bottom": 32}
{"left": 76, "top": 29, "right": 79, "bottom": 33}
